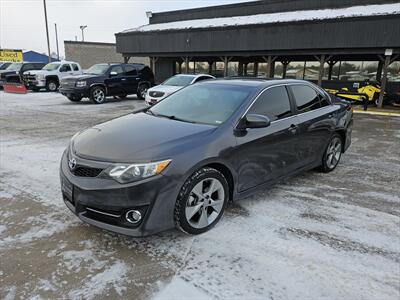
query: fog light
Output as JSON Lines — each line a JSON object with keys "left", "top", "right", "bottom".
{"left": 126, "top": 210, "right": 142, "bottom": 224}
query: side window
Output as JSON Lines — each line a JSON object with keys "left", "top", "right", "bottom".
{"left": 72, "top": 64, "right": 79, "bottom": 71}
{"left": 195, "top": 76, "right": 211, "bottom": 83}
{"left": 60, "top": 64, "right": 72, "bottom": 72}
{"left": 21, "top": 64, "right": 32, "bottom": 72}
{"left": 248, "top": 86, "right": 292, "bottom": 121}
{"left": 124, "top": 65, "right": 137, "bottom": 76}
{"left": 291, "top": 85, "right": 321, "bottom": 113}
{"left": 110, "top": 65, "right": 124, "bottom": 76}
{"left": 319, "top": 94, "right": 331, "bottom": 107}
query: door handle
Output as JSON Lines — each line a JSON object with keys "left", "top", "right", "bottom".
{"left": 288, "top": 124, "right": 298, "bottom": 134}
{"left": 328, "top": 113, "right": 334, "bottom": 118}
{"left": 121, "top": 78, "right": 127, "bottom": 81}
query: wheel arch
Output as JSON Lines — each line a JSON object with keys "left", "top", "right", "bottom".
{"left": 45, "top": 75, "right": 59, "bottom": 84}
{"left": 204, "top": 162, "right": 235, "bottom": 202}
{"left": 90, "top": 83, "right": 108, "bottom": 94}
{"left": 335, "top": 129, "right": 346, "bottom": 153}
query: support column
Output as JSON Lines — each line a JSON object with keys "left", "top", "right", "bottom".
{"left": 224, "top": 57, "right": 229, "bottom": 77}
{"left": 376, "top": 59, "right": 383, "bottom": 82}
{"left": 150, "top": 57, "right": 159, "bottom": 81}
{"left": 124, "top": 56, "right": 131, "bottom": 63}
{"left": 208, "top": 61, "right": 213, "bottom": 75}
{"left": 327, "top": 61, "right": 338, "bottom": 81}
{"left": 377, "top": 53, "right": 399, "bottom": 108}
{"left": 263, "top": 56, "right": 277, "bottom": 79}
{"left": 238, "top": 61, "right": 244, "bottom": 76}
{"left": 315, "top": 55, "right": 332, "bottom": 86}
{"left": 254, "top": 62, "right": 259, "bottom": 77}
{"left": 281, "top": 60, "right": 290, "bottom": 79}
{"left": 185, "top": 57, "right": 189, "bottom": 73}
{"left": 244, "top": 63, "right": 248, "bottom": 76}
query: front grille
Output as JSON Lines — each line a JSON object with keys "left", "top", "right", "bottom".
{"left": 149, "top": 91, "right": 165, "bottom": 97}
{"left": 72, "top": 166, "right": 103, "bottom": 177}
{"left": 61, "top": 80, "right": 76, "bottom": 88}
{"left": 23, "top": 74, "right": 36, "bottom": 82}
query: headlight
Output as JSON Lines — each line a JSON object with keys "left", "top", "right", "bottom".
{"left": 104, "top": 159, "right": 171, "bottom": 183}
{"left": 37, "top": 74, "right": 45, "bottom": 80}
{"left": 76, "top": 81, "right": 87, "bottom": 87}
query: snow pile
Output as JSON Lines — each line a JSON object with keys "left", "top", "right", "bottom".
{"left": 122, "top": 3, "right": 400, "bottom": 33}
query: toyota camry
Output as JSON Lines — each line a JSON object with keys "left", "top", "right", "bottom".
{"left": 60, "top": 79, "right": 353, "bottom": 236}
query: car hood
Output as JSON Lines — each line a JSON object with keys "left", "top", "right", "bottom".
{"left": 62, "top": 74, "right": 97, "bottom": 82}
{"left": 24, "top": 70, "right": 48, "bottom": 76}
{"left": 148, "top": 85, "right": 184, "bottom": 95}
{"left": 72, "top": 112, "right": 217, "bottom": 162}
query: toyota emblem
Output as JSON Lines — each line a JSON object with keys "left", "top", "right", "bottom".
{"left": 68, "top": 158, "right": 77, "bottom": 171}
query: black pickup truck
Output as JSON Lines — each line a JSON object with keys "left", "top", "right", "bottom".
{"left": 0, "top": 62, "right": 45, "bottom": 86}
{"left": 59, "top": 63, "right": 155, "bottom": 104}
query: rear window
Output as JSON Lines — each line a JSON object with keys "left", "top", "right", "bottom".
{"left": 72, "top": 64, "right": 79, "bottom": 71}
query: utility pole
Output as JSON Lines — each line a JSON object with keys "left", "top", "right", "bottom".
{"left": 80, "top": 25, "right": 87, "bottom": 42}
{"left": 43, "top": 0, "right": 51, "bottom": 62}
{"left": 54, "top": 23, "right": 60, "bottom": 60}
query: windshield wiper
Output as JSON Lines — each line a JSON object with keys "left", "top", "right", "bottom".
{"left": 145, "top": 109, "right": 158, "bottom": 116}
{"left": 161, "top": 114, "right": 197, "bottom": 124}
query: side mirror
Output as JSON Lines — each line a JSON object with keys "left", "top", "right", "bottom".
{"left": 245, "top": 114, "right": 271, "bottom": 129}
{"left": 110, "top": 71, "right": 118, "bottom": 77}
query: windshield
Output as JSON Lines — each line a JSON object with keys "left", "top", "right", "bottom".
{"left": 162, "top": 75, "right": 195, "bottom": 87}
{"left": 149, "top": 84, "right": 253, "bottom": 125}
{"left": 6, "top": 63, "right": 22, "bottom": 71}
{"left": 0, "top": 63, "right": 11, "bottom": 70}
{"left": 42, "top": 63, "right": 60, "bottom": 71}
{"left": 84, "top": 64, "right": 109, "bottom": 75}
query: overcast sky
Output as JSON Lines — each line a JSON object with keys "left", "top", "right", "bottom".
{"left": 1, "top": 0, "right": 253, "bottom": 57}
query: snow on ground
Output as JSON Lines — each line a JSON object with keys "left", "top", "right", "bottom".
{"left": 122, "top": 3, "right": 400, "bottom": 33}
{"left": 0, "top": 91, "right": 399, "bottom": 299}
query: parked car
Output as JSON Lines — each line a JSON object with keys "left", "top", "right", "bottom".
{"left": 0, "top": 62, "right": 45, "bottom": 86}
{"left": 23, "top": 61, "right": 82, "bottom": 92}
{"left": 60, "top": 79, "right": 353, "bottom": 236}
{"left": 0, "top": 62, "right": 12, "bottom": 70}
{"left": 59, "top": 63, "right": 154, "bottom": 104}
{"left": 145, "top": 74, "right": 215, "bottom": 105}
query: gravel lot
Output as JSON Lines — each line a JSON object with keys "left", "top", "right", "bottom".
{"left": 0, "top": 91, "right": 399, "bottom": 300}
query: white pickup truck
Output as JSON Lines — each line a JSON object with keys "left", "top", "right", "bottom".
{"left": 23, "top": 61, "right": 83, "bottom": 92}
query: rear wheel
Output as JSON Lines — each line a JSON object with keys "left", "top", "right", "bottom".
{"left": 320, "top": 133, "right": 342, "bottom": 173}
{"left": 174, "top": 167, "right": 229, "bottom": 235}
{"left": 137, "top": 83, "right": 149, "bottom": 100}
{"left": 90, "top": 86, "right": 106, "bottom": 104}
{"left": 46, "top": 80, "right": 59, "bottom": 92}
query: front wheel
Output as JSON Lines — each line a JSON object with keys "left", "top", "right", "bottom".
{"left": 174, "top": 167, "right": 229, "bottom": 235}
{"left": 320, "top": 133, "right": 343, "bottom": 173}
{"left": 46, "top": 80, "right": 59, "bottom": 92}
{"left": 137, "top": 83, "right": 149, "bottom": 100}
{"left": 90, "top": 86, "right": 106, "bottom": 104}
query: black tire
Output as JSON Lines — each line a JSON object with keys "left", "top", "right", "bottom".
{"left": 174, "top": 167, "right": 229, "bottom": 235}
{"left": 90, "top": 86, "right": 106, "bottom": 104}
{"left": 136, "top": 83, "right": 149, "bottom": 100}
{"left": 46, "top": 79, "right": 59, "bottom": 92}
{"left": 319, "top": 133, "right": 343, "bottom": 173}
{"left": 32, "top": 87, "right": 41, "bottom": 92}
{"left": 117, "top": 94, "right": 128, "bottom": 99}
{"left": 67, "top": 95, "right": 82, "bottom": 102}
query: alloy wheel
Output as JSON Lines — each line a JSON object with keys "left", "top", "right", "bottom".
{"left": 140, "top": 86, "right": 148, "bottom": 98}
{"left": 185, "top": 178, "right": 225, "bottom": 229}
{"left": 93, "top": 89, "right": 105, "bottom": 103}
{"left": 326, "top": 137, "right": 342, "bottom": 169}
{"left": 48, "top": 82, "right": 57, "bottom": 91}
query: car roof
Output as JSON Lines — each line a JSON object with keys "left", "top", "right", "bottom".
{"left": 203, "top": 78, "right": 316, "bottom": 89}
{"left": 174, "top": 74, "right": 213, "bottom": 78}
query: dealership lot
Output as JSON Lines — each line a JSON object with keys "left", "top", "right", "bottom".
{"left": 0, "top": 91, "right": 399, "bottom": 299}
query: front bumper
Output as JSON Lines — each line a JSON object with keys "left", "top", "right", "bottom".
{"left": 59, "top": 150, "right": 180, "bottom": 237}
{"left": 60, "top": 87, "right": 90, "bottom": 99}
